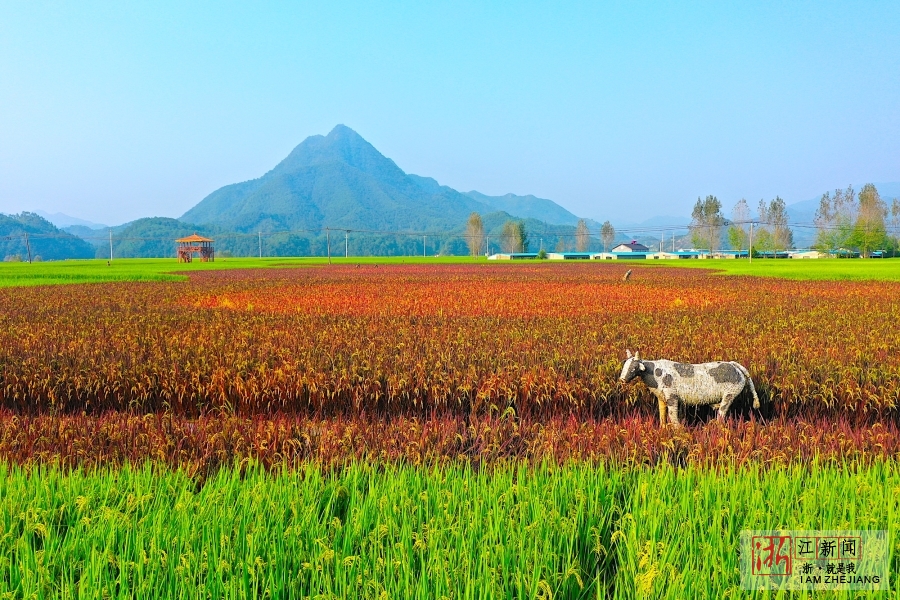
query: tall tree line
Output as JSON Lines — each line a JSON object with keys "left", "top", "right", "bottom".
{"left": 691, "top": 195, "right": 795, "bottom": 255}
{"left": 727, "top": 199, "right": 750, "bottom": 252}
{"left": 500, "top": 220, "right": 529, "bottom": 253}
{"left": 754, "top": 197, "right": 792, "bottom": 255}
{"left": 814, "top": 184, "right": 894, "bottom": 257}
{"left": 465, "top": 213, "right": 485, "bottom": 257}
{"left": 690, "top": 195, "right": 724, "bottom": 252}
{"left": 600, "top": 221, "right": 615, "bottom": 252}
{"left": 575, "top": 220, "right": 590, "bottom": 252}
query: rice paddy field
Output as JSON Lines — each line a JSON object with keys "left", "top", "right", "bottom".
{"left": 1, "top": 259, "right": 899, "bottom": 598}
{"left": 1, "top": 254, "right": 900, "bottom": 288}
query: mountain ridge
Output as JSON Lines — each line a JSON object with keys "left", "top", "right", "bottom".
{"left": 34, "top": 210, "right": 108, "bottom": 230}
{"left": 0, "top": 212, "right": 95, "bottom": 260}
{"left": 35, "top": 125, "right": 900, "bottom": 257}
{"left": 180, "top": 125, "right": 583, "bottom": 234}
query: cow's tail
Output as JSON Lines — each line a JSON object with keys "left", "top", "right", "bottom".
{"left": 732, "top": 362, "right": 760, "bottom": 409}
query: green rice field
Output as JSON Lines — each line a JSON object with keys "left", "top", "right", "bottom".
{"left": 0, "top": 255, "right": 898, "bottom": 288}
{"left": 1, "top": 257, "right": 899, "bottom": 597}
{"left": 0, "top": 257, "right": 466, "bottom": 288}
{"left": 0, "top": 462, "right": 896, "bottom": 599}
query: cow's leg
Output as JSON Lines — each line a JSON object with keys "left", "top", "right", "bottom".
{"left": 657, "top": 395, "right": 667, "bottom": 427}
{"left": 717, "top": 393, "right": 735, "bottom": 421}
{"left": 665, "top": 395, "right": 682, "bottom": 427}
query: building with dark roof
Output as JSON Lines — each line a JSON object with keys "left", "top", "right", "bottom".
{"left": 611, "top": 241, "right": 650, "bottom": 253}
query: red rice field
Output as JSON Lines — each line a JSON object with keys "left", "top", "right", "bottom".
{"left": 1, "top": 263, "right": 899, "bottom": 467}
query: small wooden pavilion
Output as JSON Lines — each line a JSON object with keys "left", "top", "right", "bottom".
{"left": 176, "top": 234, "right": 215, "bottom": 263}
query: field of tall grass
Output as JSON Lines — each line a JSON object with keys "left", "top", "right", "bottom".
{"left": 1, "top": 261, "right": 898, "bottom": 597}
{"left": 0, "top": 256, "right": 468, "bottom": 287}
{"left": 2, "top": 264, "right": 899, "bottom": 421}
{"left": 0, "top": 255, "right": 899, "bottom": 288}
{"left": 1, "top": 462, "right": 897, "bottom": 599}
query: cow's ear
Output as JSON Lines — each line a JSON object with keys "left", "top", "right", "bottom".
{"left": 626, "top": 349, "right": 632, "bottom": 359}
{"left": 639, "top": 362, "right": 646, "bottom": 371}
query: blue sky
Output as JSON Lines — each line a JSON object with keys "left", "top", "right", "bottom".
{"left": 1, "top": 1, "right": 898, "bottom": 225}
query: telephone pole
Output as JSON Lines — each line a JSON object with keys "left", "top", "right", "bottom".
{"left": 326, "top": 228, "right": 331, "bottom": 264}
{"left": 109, "top": 229, "right": 113, "bottom": 263}
{"left": 258, "top": 231, "right": 262, "bottom": 259}
{"left": 749, "top": 222, "right": 753, "bottom": 264}
{"left": 423, "top": 235, "right": 426, "bottom": 258}
{"left": 345, "top": 230, "right": 349, "bottom": 258}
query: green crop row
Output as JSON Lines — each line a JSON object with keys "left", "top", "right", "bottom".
{"left": 0, "top": 461, "right": 896, "bottom": 599}
{"left": 2, "top": 257, "right": 900, "bottom": 289}
{"left": 0, "top": 257, "right": 473, "bottom": 288}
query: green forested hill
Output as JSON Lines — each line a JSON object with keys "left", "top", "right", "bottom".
{"left": 103, "top": 212, "right": 591, "bottom": 258}
{"left": 101, "top": 218, "right": 216, "bottom": 259}
{"left": 0, "top": 213, "right": 94, "bottom": 261}
{"left": 59, "top": 126, "right": 602, "bottom": 258}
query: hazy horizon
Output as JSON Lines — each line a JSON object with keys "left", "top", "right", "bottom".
{"left": 2, "top": 2, "right": 898, "bottom": 225}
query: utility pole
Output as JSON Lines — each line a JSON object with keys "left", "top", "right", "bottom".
{"left": 23, "top": 232, "right": 32, "bottom": 264}
{"left": 423, "top": 235, "right": 426, "bottom": 258}
{"left": 109, "top": 229, "right": 113, "bottom": 263}
{"left": 345, "top": 230, "right": 349, "bottom": 258}
{"left": 749, "top": 222, "right": 753, "bottom": 264}
{"left": 258, "top": 231, "right": 262, "bottom": 259}
{"left": 326, "top": 228, "right": 331, "bottom": 264}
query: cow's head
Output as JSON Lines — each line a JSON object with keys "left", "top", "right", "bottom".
{"left": 619, "top": 349, "right": 645, "bottom": 383}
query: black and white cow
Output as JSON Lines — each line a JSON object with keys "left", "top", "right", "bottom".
{"left": 618, "top": 349, "right": 760, "bottom": 426}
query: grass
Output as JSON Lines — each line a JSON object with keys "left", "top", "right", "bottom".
{"left": 639, "top": 256, "right": 900, "bottom": 281}
{"left": 0, "top": 255, "right": 897, "bottom": 288}
{"left": 0, "top": 461, "right": 895, "bottom": 599}
{"left": 0, "top": 256, "right": 476, "bottom": 287}
{"left": 1, "top": 257, "right": 897, "bottom": 598}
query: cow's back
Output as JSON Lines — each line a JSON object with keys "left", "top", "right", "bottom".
{"left": 653, "top": 360, "right": 746, "bottom": 405}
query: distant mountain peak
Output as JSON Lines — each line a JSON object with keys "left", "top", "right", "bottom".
{"left": 269, "top": 124, "right": 404, "bottom": 181}
{"left": 327, "top": 123, "right": 362, "bottom": 138}
{"left": 33, "top": 210, "right": 107, "bottom": 230}
{"left": 180, "top": 125, "right": 587, "bottom": 235}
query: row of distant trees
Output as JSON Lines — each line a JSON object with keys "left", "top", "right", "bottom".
{"left": 467, "top": 197, "right": 800, "bottom": 257}
{"left": 691, "top": 184, "right": 900, "bottom": 257}
{"left": 576, "top": 219, "right": 617, "bottom": 252}
{"left": 464, "top": 184, "right": 900, "bottom": 258}
{"left": 464, "top": 213, "right": 619, "bottom": 256}
{"left": 567, "top": 219, "right": 616, "bottom": 252}
{"left": 814, "top": 184, "right": 900, "bottom": 257}
{"left": 465, "top": 213, "right": 532, "bottom": 254}
{"left": 690, "top": 195, "right": 793, "bottom": 255}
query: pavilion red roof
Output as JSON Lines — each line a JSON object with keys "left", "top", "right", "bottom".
{"left": 175, "top": 234, "right": 213, "bottom": 243}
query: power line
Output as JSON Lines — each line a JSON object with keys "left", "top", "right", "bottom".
{"left": 2, "top": 219, "right": 898, "bottom": 247}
